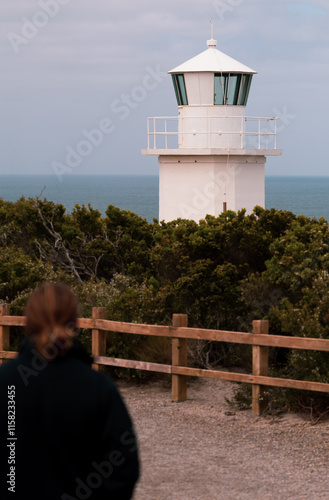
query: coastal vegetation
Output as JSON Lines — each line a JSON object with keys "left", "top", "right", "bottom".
{"left": 1, "top": 196, "right": 329, "bottom": 416}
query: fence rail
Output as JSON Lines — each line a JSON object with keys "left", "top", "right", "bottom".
{"left": 1, "top": 306, "right": 329, "bottom": 416}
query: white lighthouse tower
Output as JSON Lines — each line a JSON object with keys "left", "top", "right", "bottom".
{"left": 142, "top": 32, "right": 282, "bottom": 222}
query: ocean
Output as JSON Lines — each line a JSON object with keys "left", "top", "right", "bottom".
{"left": 1, "top": 175, "right": 329, "bottom": 224}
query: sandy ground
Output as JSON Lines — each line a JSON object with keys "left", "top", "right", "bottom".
{"left": 117, "top": 377, "right": 329, "bottom": 500}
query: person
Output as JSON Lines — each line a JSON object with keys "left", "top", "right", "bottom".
{"left": 0, "top": 282, "right": 139, "bottom": 500}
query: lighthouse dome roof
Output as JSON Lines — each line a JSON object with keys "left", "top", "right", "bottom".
{"left": 168, "top": 38, "right": 257, "bottom": 75}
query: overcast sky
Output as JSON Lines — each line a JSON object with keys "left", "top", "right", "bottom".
{"left": 1, "top": 0, "right": 328, "bottom": 177}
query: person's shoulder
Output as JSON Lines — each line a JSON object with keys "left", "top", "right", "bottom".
{"left": 87, "top": 366, "right": 117, "bottom": 390}
{"left": 0, "top": 356, "right": 21, "bottom": 373}
{"left": 0, "top": 358, "right": 21, "bottom": 389}
{"left": 88, "top": 368, "right": 127, "bottom": 407}
{"left": 68, "top": 341, "right": 116, "bottom": 385}
{"left": 0, "top": 339, "right": 33, "bottom": 377}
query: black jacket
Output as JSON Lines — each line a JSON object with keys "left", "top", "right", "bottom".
{"left": 0, "top": 338, "right": 139, "bottom": 499}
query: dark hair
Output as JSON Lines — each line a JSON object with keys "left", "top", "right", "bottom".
{"left": 25, "top": 282, "right": 78, "bottom": 359}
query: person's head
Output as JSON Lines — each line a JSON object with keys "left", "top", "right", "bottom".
{"left": 25, "top": 282, "right": 79, "bottom": 360}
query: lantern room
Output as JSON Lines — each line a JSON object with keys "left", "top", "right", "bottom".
{"left": 168, "top": 36, "right": 257, "bottom": 150}
{"left": 169, "top": 37, "right": 256, "bottom": 108}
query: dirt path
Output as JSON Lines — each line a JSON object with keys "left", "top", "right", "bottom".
{"left": 117, "top": 378, "right": 329, "bottom": 500}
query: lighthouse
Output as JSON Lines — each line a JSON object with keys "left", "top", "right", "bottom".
{"left": 141, "top": 32, "right": 282, "bottom": 222}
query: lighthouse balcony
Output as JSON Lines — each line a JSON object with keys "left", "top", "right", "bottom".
{"left": 141, "top": 115, "right": 282, "bottom": 156}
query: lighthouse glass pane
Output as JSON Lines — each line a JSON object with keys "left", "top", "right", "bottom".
{"left": 177, "top": 74, "right": 188, "bottom": 105}
{"left": 214, "top": 74, "right": 228, "bottom": 105}
{"left": 172, "top": 74, "right": 188, "bottom": 105}
{"left": 226, "top": 74, "right": 241, "bottom": 105}
{"left": 238, "top": 75, "right": 253, "bottom": 105}
{"left": 172, "top": 75, "right": 181, "bottom": 105}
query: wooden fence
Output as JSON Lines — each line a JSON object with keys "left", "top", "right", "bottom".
{"left": 1, "top": 305, "right": 329, "bottom": 416}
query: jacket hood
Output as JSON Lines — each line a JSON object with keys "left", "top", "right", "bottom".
{"left": 18, "top": 337, "right": 93, "bottom": 366}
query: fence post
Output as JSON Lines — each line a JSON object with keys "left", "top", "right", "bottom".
{"left": 252, "top": 320, "right": 269, "bottom": 416}
{"left": 172, "top": 314, "right": 188, "bottom": 402}
{"left": 92, "top": 307, "right": 107, "bottom": 371}
{"left": 0, "top": 304, "right": 10, "bottom": 365}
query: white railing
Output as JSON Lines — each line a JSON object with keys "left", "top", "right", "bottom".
{"left": 146, "top": 116, "right": 278, "bottom": 150}
{"left": 147, "top": 117, "right": 179, "bottom": 150}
